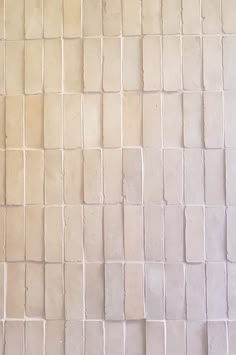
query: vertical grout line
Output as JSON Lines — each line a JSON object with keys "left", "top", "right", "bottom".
{"left": 61, "top": 0, "right": 66, "bottom": 352}
{"left": 80, "top": 2, "right": 86, "bottom": 355}
{"left": 41, "top": 0, "right": 46, "bottom": 350}
{"left": 2, "top": 0, "right": 6, "bottom": 340}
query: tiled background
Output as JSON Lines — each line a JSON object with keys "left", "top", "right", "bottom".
{"left": 0, "top": 0, "right": 236, "bottom": 354}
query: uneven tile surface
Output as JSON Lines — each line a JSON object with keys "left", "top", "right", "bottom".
{"left": 0, "top": 0, "right": 235, "bottom": 354}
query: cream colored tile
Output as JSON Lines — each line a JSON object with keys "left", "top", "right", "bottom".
{"left": 64, "top": 39, "right": 82, "bottom": 92}
{"left": 25, "top": 95, "right": 43, "bottom": 148}
{"left": 25, "top": 40, "right": 43, "bottom": 94}
{"left": 5, "top": 95, "right": 23, "bottom": 148}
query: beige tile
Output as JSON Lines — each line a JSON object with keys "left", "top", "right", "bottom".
{"left": 45, "top": 264, "right": 64, "bottom": 320}
{"left": 83, "top": 38, "right": 102, "bottom": 92}
{"left": 26, "top": 263, "right": 44, "bottom": 317}
{"left": 85, "top": 322, "right": 103, "bottom": 355}
{"left": 103, "top": 0, "right": 121, "bottom": 35}
{"left": 25, "top": 150, "right": 44, "bottom": 204}
{"left": 0, "top": 265, "right": 4, "bottom": 318}
{"left": 105, "top": 263, "right": 124, "bottom": 320}
{"left": 0, "top": 97, "right": 5, "bottom": 148}
{"left": 65, "top": 263, "right": 83, "bottom": 320}
{"left": 183, "top": 36, "right": 202, "bottom": 90}
{"left": 123, "top": 93, "right": 142, "bottom": 146}
{"left": 25, "top": 322, "right": 44, "bottom": 355}
{"left": 103, "top": 38, "right": 121, "bottom": 92}
{"left": 44, "top": 94, "right": 62, "bottom": 148}
{"left": 208, "top": 322, "right": 227, "bottom": 355}
{"left": 124, "top": 205, "right": 144, "bottom": 261}
{"left": 146, "top": 322, "right": 165, "bottom": 355}
{"left": 6, "top": 151, "right": 24, "bottom": 205}
{"left": 44, "top": 39, "right": 62, "bottom": 93}
{"left": 204, "top": 92, "right": 223, "bottom": 148}
{"left": 6, "top": 263, "right": 25, "bottom": 318}
{"left": 84, "top": 205, "right": 103, "bottom": 262}
{"left": 6, "top": 207, "right": 24, "bottom": 261}
{"left": 184, "top": 149, "right": 204, "bottom": 204}
{"left": 0, "top": 41, "right": 4, "bottom": 94}
{"left": 65, "top": 206, "right": 83, "bottom": 262}
{"left": 25, "top": 0, "right": 43, "bottom": 38}
{"left": 65, "top": 321, "right": 83, "bottom": 355}
{"left": 203, "top": 36, "right": 222, "bottom": 90}
{"left": 126, "top": 321, "right": 145, "bottom": 355}
{"left": 44, "top": 0, "right": 62, "bottom": 38}
{"left": 202, "top": 0, "right": 221, "bottom": 34}
{"left": 5, "top": 95, "right": 23, "bottom": 148}
{"left": 125, "top": 264, "right": 145, "bottom": 319}
{"left": 64, "top": 39, "right": 82, "bottom": 92}
{"left": 25, "top": 95, "right": 44, "bottom": 148}
{"left": 0, "top": 152, "right": 5, "bottom": 205}
{"left": 122, "top": 0, "right": 141, "bottom": 35}
{"left": 183, "top": 92, "right": 203, "bottom": 147}
{"left": 64, "top": 149, "right": 83, "bottom": 204}
{"left": 83, "top": 94, "right": 102, "bottom": 148}
{"left": 163, "top": 93, "right": 182, "bottom": 147}
{"left": 45, "top": 150, "right": 63, "bottom": 204}
{"left": 84, "top": 149, "right": 103, "bottom": 204}
{"left": 187, "top": 322, "right": 207, "bottom": 355}
{"left": 143, "top": 148, "right": 163, "bottom": 204}
{"left": 104, "top": 149, "right": 122, "bottom": 203}
{"left": 0, "top": 0, "right": 4, "bottom": 38}
{"left": 6, "top": 0, "right": 24, "bottom": 39}
{"left": 64, "top": 0, "right": 81, "bottom": 38}
{"left": 64, "top": 94, "right": 82, "bottom": 148}
{"left": 105, "top": 322, "right": 124, "bottom": 355}
{"left": 142, "top": 0, "right": 161, "bottom": 34}
{"left": 143, "top": 93, "right": 161, "bottom": 148}
{"left": 143, "top": 36, "right": 161, "bottom": 91}
{"left": 164, "top": 149, "right": 183, "bottom": 204}
{"left": 6, "top": 41, "right": 24, "bottom": 94}
{"left": 85, "top": 263, "right": 104, "bottom": 319}
{"left": 123, "top": 37, "right": 142, "bottom": 91}
{"left": 185, "top": 206, "right": 205, "bottom": 262}
{"left": 145, "top": 264, "right": 164, "bottom": 320}
{"left": 182, "top": 0, "right": 201, "bottom": 34}
{"left": 166, "top": 321, "right": 185, "bottom": 355}
{"left": 104, "top": 205, "right": 124, "bottom": 261}
{"left": 26, "top": 206, "right": 44, "bottom": 261}
{"left": 5, "top": 321, "right": 24, "bottom": 355}
{"left": 205, "top": 206, "right": 226, "bottom": 261}
{"left": 25, "top": 39, "right": 43, "bottom": 94}
{"left": 45, "top": 207, "right": 63, "bottom": 262}
{"left": 103, "top": 93, "right": 121, "bottom": 148}
{"left": 163, "top": 36, "right": 181, "bottom": 91}
{"left": 83, "top": 0, "right": 102, "bottom": 36}
{"left": 123, "top": 148, "right": 142, "bottom": 204}
{"left": 205, "top": 149, "right": 225, "bottom": 205}
{"left": 165, "top": 206, "right": 184, "bottom": 262}
{"left": 144, "top": 205, "right": 164, "bottom": 262}
{"left": 0, "top": 208, "right": 5, "bottom": 261}
{"left": 46, "top": 321, "right": 65, "bottom": 355}
{"left": 165, "top": 264, "right": 185, "bottom": 319}
{"left": 162, "top": 0, "right": 181, "bottom": 34}
{"left": 186, "top": 264, "right": 206, "bottom": 320}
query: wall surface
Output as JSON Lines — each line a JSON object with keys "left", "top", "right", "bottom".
{"left": 0, "top": 0, "right": 236, "bottom": 354}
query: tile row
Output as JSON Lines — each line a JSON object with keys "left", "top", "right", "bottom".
{"left": 2, "top": 92, "right": 236, "bottom": 150}
{"left": 0, "top": 261, "right": 236, "bottom": 321}
{"left": 1, "top": 0, "right": 236, "bottom": 40}
{"left": 0, "top": 36, "right": 236, "bottom": 94}
{"left": 2, "top": 204, "right": 236, "bottom": 262}
{"left": 1, "top": 148, "right": 236, "bottom": 206}
{"left": 1, "top": 320, "right": 236, "bottom": 355}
